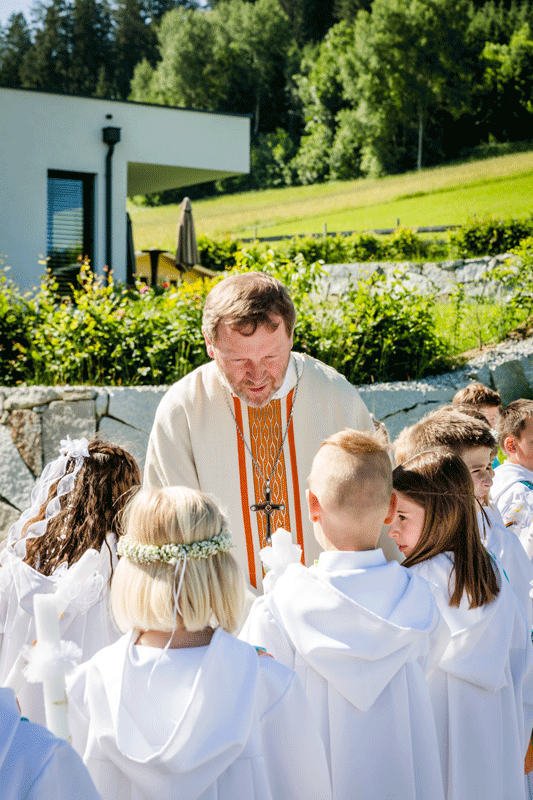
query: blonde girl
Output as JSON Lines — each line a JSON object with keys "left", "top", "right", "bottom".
{"left": 389, "top": 449, "right": 533, "bottom": 800}
{"left": 67, "top": 485, "right": 331, "bottom": 800}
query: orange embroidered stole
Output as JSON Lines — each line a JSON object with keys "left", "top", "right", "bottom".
{"left": 233, "top": 390, "right": 304, "bottom": 587}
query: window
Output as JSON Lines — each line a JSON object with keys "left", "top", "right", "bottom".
{"left": 47, "top": 170, "right": 95, "bottom": 292}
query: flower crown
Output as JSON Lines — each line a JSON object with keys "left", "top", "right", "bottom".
{"left": 117, "top": 531, "right": 234, "bottom": 565}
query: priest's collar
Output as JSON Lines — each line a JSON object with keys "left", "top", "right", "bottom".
{"left": 218, "top": 352, "right": 299, "bottom": 403}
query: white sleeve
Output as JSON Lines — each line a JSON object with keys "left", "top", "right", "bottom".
{"left": 143, "top": 390, "right": 201, "bottom": 491}
{"left": 27, "top": 739, "right": 102, "bottom": 800}
{"left": 260, "top": 670, "right": 332, "bottom": 800}
{"left": 239, "top": 598, "right": 296, "bottom": 670}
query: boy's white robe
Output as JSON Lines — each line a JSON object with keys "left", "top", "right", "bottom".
{"left": 477, "top": 506, "right": 533, "bottom": 628}
{"left": 0, "top": 687, "right": 102, "bottom": 800}
{"left": 239, "top": 550, "right": 447, "bottom": 800}
{"left": 410, "top": 553, "right": 533, "bottom": 800}
{"left": 0, "top": 534, "right": 121, "bottom": 726}
{"left": 491, "top": 462, "right": 533, "bottom": 557}
{"left": 67, "top": 627, "right": 332, "bottom": 800}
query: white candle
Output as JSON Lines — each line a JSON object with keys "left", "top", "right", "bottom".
{"left": 33, "top": 593, "right": 71, "bottom": 742}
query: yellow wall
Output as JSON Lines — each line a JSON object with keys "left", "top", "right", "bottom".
{"left": 134, "top": 252, "right": 217, "bottom": 286}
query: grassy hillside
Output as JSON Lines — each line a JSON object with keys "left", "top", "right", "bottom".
{"left": 128, "top": 151, "right": 533, "bottom": 250}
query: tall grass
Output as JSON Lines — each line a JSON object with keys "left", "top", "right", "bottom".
{"left": 128, "top": 151, "right": 533, "bottom": 248}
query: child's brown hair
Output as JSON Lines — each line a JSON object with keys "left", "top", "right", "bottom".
{"left": 394, "top": 409, "right": 496, "bottom": 464}
{"left": 24, "top": 439, "right": 141, "bottom": 576}
{"left": 452, "top": 383, "right": 501, "bottom": 409}
{"left": 497, "top": 399, "right": 533, "bottom": 452}
{"left": 392, "top": 449, "right": 500, "bottom": 609}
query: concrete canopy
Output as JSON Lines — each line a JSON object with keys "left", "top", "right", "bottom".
{"left": 1, "top": 88, "right": 250, "bottom": 290}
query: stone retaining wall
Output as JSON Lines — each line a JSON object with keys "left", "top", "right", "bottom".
{"left": 3, "top": 340, "right": 533, "bottom": 538}
{"left": 324, "top": 253, "right": 513, "bottom": 296}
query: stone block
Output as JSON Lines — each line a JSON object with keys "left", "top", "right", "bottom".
{"left": 7, "top": 408, "right": 42, "bottom": 475}
{"left": 379, "top": 403, "right": 443, "bottom": 443}
{"left": 357, "top": 383, "right": 454, "bottom": 420}
{"left": 467, "top": 364, "right": 492, "bottom": 388}
{"left": 4, "top": 386, "right": 60, "bottom": 411}
{"left": 57, "top": 386, "right": 97, "bottom": 402}
{"left": 41, "top": 400, "right": 96, "bottom": 466}
{"left": 490, "top": 360, "right": 532, "bottom": 406}
{"left": 0, "top": 425, "right": 36, "bottom": 510}
{"left": 106, "top": 387, "right": 167, "bottom": 434}
{"left": 98, "top": 417, "right": 149, "bottom": 474}
{"left": 0, "top": 501, "right": 20, "bottom": 545}
{"left": 95, "top": 389, "right": 109, "bottom": 419}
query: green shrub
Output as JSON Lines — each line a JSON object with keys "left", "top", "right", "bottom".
{"left": 0, "top": 263, "right": 32, "bottom": 384}
{"left": 0, "top": 253, "right": 456, "bottom": 387}
{"left": 197, "top": 234, "right": 241, "bottom": 272}
{"left": 448, "top": 216, "right": 533, "bottom": 258}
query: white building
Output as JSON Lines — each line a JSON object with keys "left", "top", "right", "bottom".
{"left": 0, "top": 87, "right": 250, "bottom": 291}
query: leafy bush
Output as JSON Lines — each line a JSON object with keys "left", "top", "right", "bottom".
{"left": 448, "top": 215, "right": 533, "bottom": 258}
{"left": 197, "top": 235, "right": 241, "bottom": 272}
{"left": 0, "top": 254, "right": 455, "bottom": 387}
{"left": 0, "top": 263, "right": 32, "bottom": 384}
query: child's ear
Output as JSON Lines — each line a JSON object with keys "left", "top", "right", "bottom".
{"left": 383, "top": 492, "right": 397, "bottom": 525}
{"left": 307, "top": 489, "right": 321, "bottom": 522}
{"left": 504, "top": 435, "right": 516, "bottom": 455}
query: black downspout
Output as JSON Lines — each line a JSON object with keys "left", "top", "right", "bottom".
{"left": 102, "top": 127, "right": 121, "bottom": 284}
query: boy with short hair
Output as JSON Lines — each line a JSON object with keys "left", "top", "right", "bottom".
{"left": 393, "top": 408, "right": 533, "bottom": 623}
{"left": 491, "top": 399, "right": 533, "bottom": 559}
{"left": 240, "top": 430, "right": 446, "bottom": 800}
{"left": 452, "top": 382, "right": 502, "bottom": 428}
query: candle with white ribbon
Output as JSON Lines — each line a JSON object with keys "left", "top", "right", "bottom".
{"left": 33, "top": 593, "right": 71, "bottom": 741}
{"left": 3, "top": 548, "right": 100, "bottom": 695}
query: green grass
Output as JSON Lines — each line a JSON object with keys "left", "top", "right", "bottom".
{"left": 128, "top": 150, "right": 533, "bottom": 249}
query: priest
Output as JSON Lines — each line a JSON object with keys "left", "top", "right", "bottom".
{"left": 144, "top": 271, "right": 392, "bottom": 590}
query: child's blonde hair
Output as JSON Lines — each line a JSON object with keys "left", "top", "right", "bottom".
{"left": 310, "top": 429, "right": 392, "bottom": 510}
{"left": 112, "top": 486, "right": 244, "bottom": 634}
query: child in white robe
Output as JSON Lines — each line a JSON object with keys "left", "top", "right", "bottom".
{"left": 67, "top": 485, "right": 331, "bottom": 800}
{"left": 394, "top": 408, "right": 533, "bottom": 627}
{"left": 0, "top": 686, "right": 102, "bottom": 800}
{"left": 0, "top": 437, "right": 141, "bottom": 726}
{"left": 491, "top": 399, "right": 533, "bottom": 559}
{"left": 390, "top": 449, "right": 533, "bottom": 800}
{"left": 240, "top": 429, "right": 446, "bottom": 800}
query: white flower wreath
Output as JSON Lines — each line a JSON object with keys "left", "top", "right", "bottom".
{"left": 117, "top": 531, "right": 234, "bottom": 565}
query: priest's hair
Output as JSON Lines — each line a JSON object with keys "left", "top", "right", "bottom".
{"left": 112, "top": 486, "right": 245, "bottom": 634}
{"left": 309, "top": 429, "right": 392, "bottom": 511}
{"left": 393, "top": 449, "right": 500, "bottom": 609}
{"left": 202, "top": 271, "right": 296, "bottom": 342}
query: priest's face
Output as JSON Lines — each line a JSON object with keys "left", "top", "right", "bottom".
{"left": 387, "top": 492, "right": 425, "bottom": 558}
{"left": 204, "top": 319, "right": 293, "bottom": 408}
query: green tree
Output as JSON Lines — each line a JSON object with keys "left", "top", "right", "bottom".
{"left": 70, "top": 0, "right": 114, "bottom": 95}
{"left": 131, "top": 0, "right": 292, "bottom": 135}
{"left": 114, "top": 0, "right": 157, "bottom": 99}
{"left": 131, "top": 7, "right": 234, "bottom": 108}
{"left": 480, "top": 22, "right": 533, "bottom": 140}
{"left": 0, "top": 12, "right": 32, "bottom": 88}
{"left": 20, "top": 0, "right": 73, "bottom": 92}
{"left": 341, "top": 0, "right": 474, "bottom": 174}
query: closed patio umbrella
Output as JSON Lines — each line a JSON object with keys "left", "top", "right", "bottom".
{"left": 176, "top": 197, "right": 200, "bottom": 271}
